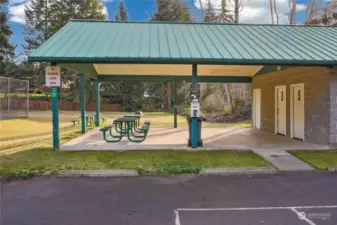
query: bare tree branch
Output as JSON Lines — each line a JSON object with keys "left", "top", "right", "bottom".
{"left": 305, "top": 0, "right": 337, "bottom": 24}
{"left": 305, "top": 0, "right": 311, "bottom": 22}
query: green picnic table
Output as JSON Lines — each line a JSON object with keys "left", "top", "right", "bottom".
{"left": 124, "top": 114, "right": 141, "bottom": 127}
{"left": 100, "top": 117, "right": 150, "bottom": 143}
{"left": 85, "top": 113, "right": 107, "bottom": 126}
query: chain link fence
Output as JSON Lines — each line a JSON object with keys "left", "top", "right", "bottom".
{"left": 0, "top": 76, "right": 29, "bottom": 120}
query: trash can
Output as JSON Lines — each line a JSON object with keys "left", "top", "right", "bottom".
{"left": 187, "top": 117, "right": 203, "bottom": 147}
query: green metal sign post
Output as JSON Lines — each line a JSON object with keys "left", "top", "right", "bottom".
{"left": 51, "top": 87, "right": 59, "bottom": 150}
{"left": 80, "top": 74, "right": 86, "bottom": 134}
{"left": 191, "top": 64, "right": 198, "bottom": 148}
{"left": 95, "top": 80, "right": 100, "bottom": 127}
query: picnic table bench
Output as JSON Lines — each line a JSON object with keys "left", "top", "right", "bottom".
{"left": 71, "top": 114, "right": 107, "bottom": 127}
{"left": 71, "top": 119, "right": 80, "bottom": 126}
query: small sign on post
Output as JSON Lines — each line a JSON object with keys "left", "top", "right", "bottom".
{"left": 46, "top": 65, "right": 60, "bottom": 150}
{"left": 46, "top": 66, "right": 61, "bottom": 87}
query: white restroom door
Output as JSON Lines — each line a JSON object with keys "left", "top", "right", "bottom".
{"left": 275, "top": 86, "right": 287, "bottom": 135}
{"left": 253, "top": 89, "right": 261, "bottom": 129}
{"left": 291, "top": 84, "right": 304, "bottom": 140}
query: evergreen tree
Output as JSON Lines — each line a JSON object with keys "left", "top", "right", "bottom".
{"left": 22, "top": 0, "right": 106, "bottom": 89}
{"left": 0, "top": 0, "right": 15, "bottom": 77}
{"left": 115, "top": 0, "right": 128, "bottom": 20}
{"left": 204, "top": 0, "right": 216, "bottom": 22}
{"left": 176, "top": 1, "right": 193, "bottom": 21}
{"left": 150, "top": 0, "right": 192, "bottom": 22}
{"left": 218, "top": 0, "right": 232, "bottom": 23}
{"left": 24, "top": 0, "right": 106, "bottom": 55}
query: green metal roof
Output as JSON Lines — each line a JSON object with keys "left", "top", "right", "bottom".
{"left": 28, "top": 20, "right": 337, "bottom": 66}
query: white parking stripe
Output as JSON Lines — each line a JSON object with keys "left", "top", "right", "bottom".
{"left": 174, "top": 210, "right": 181, "bottom": 225}
{"left": 177, "top": 205, "right": 337, "bottom": 211}
{"left": 291, "top": 208, "right": 316, "bottom": 225}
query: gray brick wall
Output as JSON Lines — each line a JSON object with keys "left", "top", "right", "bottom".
{"left": 253, "top": 67, "right": 331, "bottom": 146}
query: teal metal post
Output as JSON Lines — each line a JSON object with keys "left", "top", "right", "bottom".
{"left": 95, "top": 80, "right": 100, "bottom": 127}
{"left": 80, "top": 74, "right": 86, "bottom": 134}
{"left": 51, "top": 87, "right": 59, "bottom": 150}
{"left": 173, "top": 79, "right": 177, "bottom": 128}
{"left": 191, "top": 64, "right": 198, "bottom": 148}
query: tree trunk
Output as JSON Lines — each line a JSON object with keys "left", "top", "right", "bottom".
{"left": 289, "top": 0, "right": 296, "bottom": 24}
{"left": 273, "top": 0, "right": 279, "bottom": 24}
{"left": 167, "top": 82, "right": 172, "bottom": 111}
{"left": 269, "top": 0, "right": 274, "bottom": 24}
{"left": 234, "top": 0, "right": 239, "bottom": 23}
{"left": 161, "top": 82, "right": 168, "bottom": 110}
{"left": 224, "top": 84, "right": 234, "bottom": 114}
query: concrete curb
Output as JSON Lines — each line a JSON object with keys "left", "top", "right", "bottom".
{"left": 199, "top": 167, "right": 277, "bottom": 176}
{"left": 59, "top": 170, "right": 138, "bottom": 177}
{"left": 328, "top": 166, "right": 337, "bottom": 172}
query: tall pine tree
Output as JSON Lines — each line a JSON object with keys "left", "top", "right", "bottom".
{"left": 24, "top": 0, "right": 106, "bottom": 55}
{"left": 115, "top": 0, "right": 128, "bottom": 20}
{"left": 150, "top": 0, "right": 192, "bottom": 22}
{"left": 0, "top": 0, "right": 15, "bottom": 77}
{"left": 22, "top": 0, "right": 106, "bottom": 90}
{"left": 204, "top": 0, "right": 216, "bottom": 22}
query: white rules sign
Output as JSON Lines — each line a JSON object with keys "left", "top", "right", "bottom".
{"left": 46, "top": 66, "right": 61, "bottom": 87}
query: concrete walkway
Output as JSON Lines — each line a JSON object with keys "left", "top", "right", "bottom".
{"left": 251, "top": 148, "right": 314, "bottom": 171}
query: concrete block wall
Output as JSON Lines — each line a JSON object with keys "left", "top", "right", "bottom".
{"left": 329, "top": 70, "right": 337, "bottom": 147}
{"left": 252, "top": 66, "right": 331, "bottom": 146}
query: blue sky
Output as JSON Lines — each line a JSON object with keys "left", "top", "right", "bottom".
{"left": 7, "top": 0, "right": 309, "bottom": 57}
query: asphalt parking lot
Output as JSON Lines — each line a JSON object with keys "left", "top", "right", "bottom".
{"left": 1, "top": 172, "right": 337, "bottom": 225}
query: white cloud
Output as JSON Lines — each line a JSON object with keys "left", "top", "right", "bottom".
{"left": 8, "top": 0, "right": 30, "bottom": 5}
{"left": 8, "top": 0, "right": 109, "bottom": 24}
{"left": 8, "top": 2, "right": 28, "bottom": 24}
{"left": 297, "top": 4, "right": 307, "bottom": 12}
{"left": 194, "top": 0, "right": 307, "bottom": 24}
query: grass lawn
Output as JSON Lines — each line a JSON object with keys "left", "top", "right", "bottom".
{"left": 0, "top": 110, "right": 251, "bottom": 154}
{"left": 290, "top": 150, "right": 337, "bottom": 170}
{"left": 0, "top": 149, "right": 270, "bottom": 177}
{"left": 0, "top": 111, "right": 251, "bottom": 140}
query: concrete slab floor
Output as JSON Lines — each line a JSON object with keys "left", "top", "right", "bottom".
{"left": 61, "top": 128, "right": 329, "bottom": 152}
